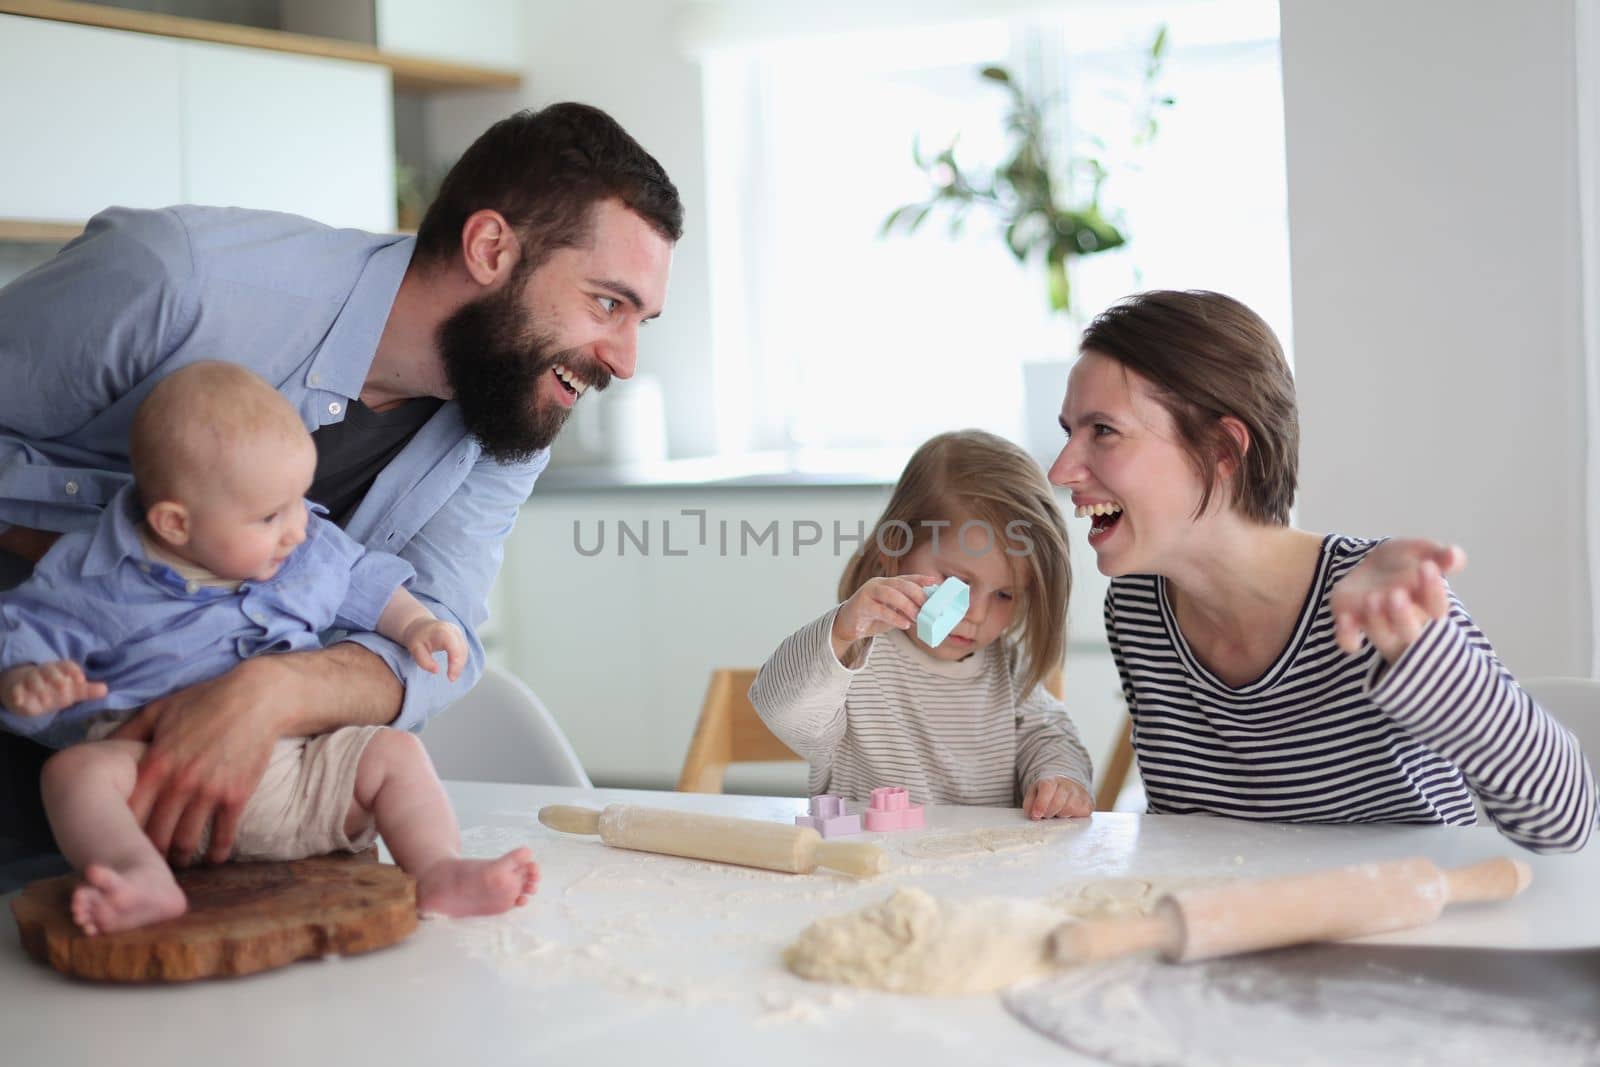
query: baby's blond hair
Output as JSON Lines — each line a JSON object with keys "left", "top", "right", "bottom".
{"left": 129, "top": 361, "right": 310, "bottom": 507}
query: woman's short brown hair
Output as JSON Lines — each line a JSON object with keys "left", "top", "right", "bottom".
{"left": 1080, "top": 289, "right": 1298, "bottom": 525}
{"left": 838, "top": 430, "right": 1071, "bottom": 697}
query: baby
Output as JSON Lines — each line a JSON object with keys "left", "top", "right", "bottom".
{"left": 0, "top": 361, "right": 538, "bottom": 934}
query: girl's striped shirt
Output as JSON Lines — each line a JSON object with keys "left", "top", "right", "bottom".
{"left": 751, "top": 608, "right": 1093, "bottom": 807}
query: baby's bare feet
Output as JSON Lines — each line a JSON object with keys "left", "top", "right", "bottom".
{"left": 70, "top": 862, "right": 187, "bottom": 936}
{"left": 415, "top": 848, "right": 539, "bottom": 918}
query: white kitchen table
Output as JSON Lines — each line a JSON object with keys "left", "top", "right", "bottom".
{"left": 3, "top": 783, "right": 1597, "bottom": 1067}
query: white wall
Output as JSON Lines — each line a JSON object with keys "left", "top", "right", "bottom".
{"left": 1280, "top": 0, "right": 1591, "bottom": 677}
{"left": 421, "top": 1, "right": 717, "bottom": 461}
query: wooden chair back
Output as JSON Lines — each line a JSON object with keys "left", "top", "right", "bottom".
{"left": 677, "top": 668, "right": 802, "bottom": 793}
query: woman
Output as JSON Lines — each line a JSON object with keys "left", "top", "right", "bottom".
{"left": 1049, "top": 289, "right": 1594, "bottom": 852}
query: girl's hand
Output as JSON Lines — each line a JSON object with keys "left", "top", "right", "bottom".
{"left": 0, "top": 660, "right": 107, "bottom": 717}
{"left": 1331, "top": 539, "right": 1465, "bottom": 663}
{"left": 402, "top": 619, "right": 469, "bottom": 682}
{"left": 1024, "top": 776, "right": 1093, "bottom": 820}
{"left": 830, "top": 574, "right": 941, "bottom": 663}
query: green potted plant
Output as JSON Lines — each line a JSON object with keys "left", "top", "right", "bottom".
{"left": 882, "top": 28, "right": 1172, "bottom": 315}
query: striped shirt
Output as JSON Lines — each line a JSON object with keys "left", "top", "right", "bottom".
{"left": 750, "top": 608, "right": 1093, "bottom": 807}
{"left": 1106, "top": 534, "right": 1596, "bottom": 853}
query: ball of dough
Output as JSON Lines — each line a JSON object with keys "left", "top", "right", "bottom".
{"left": 784, "top": 887, "right": 1066, "bottom": 996}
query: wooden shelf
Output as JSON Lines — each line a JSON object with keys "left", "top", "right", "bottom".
{"left": 0, "top": 219, "right": 82, "bottom": 243}
{"left": 0, "top": 0, "right": 522, "bottom": 92}
{"left": 0, "top": 219, "right": 419, "bottom": 244}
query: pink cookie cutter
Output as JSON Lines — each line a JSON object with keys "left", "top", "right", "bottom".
{"left": 795, "top": 794, "right": 862, "bottom": 838}
{"left": 863, "top": 786, "right": 924, "bottom": 832}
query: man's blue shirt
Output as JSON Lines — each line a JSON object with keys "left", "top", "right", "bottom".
{"left": 0, "top": 486, "right": 415, "bottom": 748}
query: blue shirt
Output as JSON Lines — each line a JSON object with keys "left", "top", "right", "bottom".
{"left": 0, "top": 206, "right": 549, "bottom": 731}
{"left": 0, "top": 485, "right": 416, "bottom": 749}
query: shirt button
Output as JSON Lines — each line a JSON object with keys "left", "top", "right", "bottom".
{"left": 185, "top": 580, "right": 199, "bottom": 594}
{"left": 309, "top": 373, "right": 321, "bottom": 386}
{"left": 64, "top": 481, "right": 79, "bottom": 496}
{"left": 328, "top": 401, "right": 343, "bottom": 416}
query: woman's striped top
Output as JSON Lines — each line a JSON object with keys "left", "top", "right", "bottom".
{"left": 1105, "top": 534, "right": 1596, "bottom": 853}
{"left": 750, "top": 608, "right": 1093, "bottom": 807}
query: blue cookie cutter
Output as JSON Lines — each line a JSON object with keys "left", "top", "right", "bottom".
{"left": 916, "top": 577, "right": 970, "bottom": 646}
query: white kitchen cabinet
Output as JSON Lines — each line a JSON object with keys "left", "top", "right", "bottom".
{"left": 0, "top": 14, "right": 183, "bottom": 220}
{"left": 375, "top": 0, "right": 523, "bottom": 71}
{"left": 180, "top": 41, "right": 395, "bottom": 231}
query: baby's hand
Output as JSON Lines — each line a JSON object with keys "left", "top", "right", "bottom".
{"left": 831, "top": 574, "right": 942, "bottom": 659}
{"left": 401, "top": 619, "right": 468, "bottom": 682}
{"left": 1331, "top": 538, "right": 1465, "bottom": 663}
{"left": 0, "top": 661, "right": 108, "bottom": 717}
{"left": 1024, "top": 776, "right": 1093, "bottom": 820}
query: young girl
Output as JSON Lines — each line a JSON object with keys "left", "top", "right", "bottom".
{"left": 1050, "top": 289, "right": 1595, "bottom": 852}
{"left": 750, "top": 430, "right": 1093, "bottom": 820}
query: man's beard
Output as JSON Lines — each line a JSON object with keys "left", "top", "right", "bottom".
{"left": 438, "top": 278, "right": 610, "bottom": 464}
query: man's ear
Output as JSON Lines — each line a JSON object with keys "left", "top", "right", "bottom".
{"left": 459, "top": 209, "right": 520, "bottom": 288}
{"left": 1217, "top": 415, "right": 1251, "bottom": 481}
{"left": 145, "top": 500, "right": 191, "bottom": 547}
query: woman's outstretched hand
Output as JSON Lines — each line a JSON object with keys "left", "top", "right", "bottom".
{"left": 1331, "top": 539, "right": 1466, "bottom": 662}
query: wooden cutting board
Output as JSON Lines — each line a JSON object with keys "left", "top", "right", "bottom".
{"left": 10, "top": 850, "right": 417, "bottom": 982}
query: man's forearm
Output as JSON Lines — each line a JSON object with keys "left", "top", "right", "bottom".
{"left": 267, "top": 642, "right": 404, "bottom": 736}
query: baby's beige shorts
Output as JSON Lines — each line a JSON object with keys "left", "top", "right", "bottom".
{"left": 83, "top": 722, "right": 384, "bottom": 861}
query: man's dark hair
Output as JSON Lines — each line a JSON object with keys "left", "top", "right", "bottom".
{"left": 414, "top": 102, "right": 683, "bottom": 269}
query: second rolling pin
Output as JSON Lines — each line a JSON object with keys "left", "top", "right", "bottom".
{"left": 538, "top": 804, "right": 886, "bottom": 877}
{"left": 1053, "top": 856, "right": 1532, "bottom": 965}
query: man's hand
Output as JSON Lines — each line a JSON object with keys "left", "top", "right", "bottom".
{"left": 1023, "top": 776, "right": 1094, "bottom": 820}
{"left": 0, "top": 661, "right": 107, "bottom": 717}
{"left": 111, "top": 656, "right": 290, "bottom": 866}
{"left": 1331, "top": 539, "right": 1466, "bottom": 663}
{"left": 110, "top": 643, "right": 403, "bottom": 865}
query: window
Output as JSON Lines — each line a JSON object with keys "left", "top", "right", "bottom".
{"left": 700, "top": 1, "right": 1289, "bottom": 464}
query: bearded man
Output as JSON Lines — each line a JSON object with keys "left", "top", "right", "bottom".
{"left": 0, "top": 103, "right": 680, "bottom": 883}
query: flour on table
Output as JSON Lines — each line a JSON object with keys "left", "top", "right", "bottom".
{"left": 783, "top": 887, "right": 1066, "bottom": 995}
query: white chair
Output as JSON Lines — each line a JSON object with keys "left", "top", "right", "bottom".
{"left": 1520, "top": 676, "right": 1600, "bottom": 758}
{"left": 422, "top": 664, "right": 592, "bottom": 787}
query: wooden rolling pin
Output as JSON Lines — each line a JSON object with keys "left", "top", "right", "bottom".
{"left": 538, "top": 804, "right": 886, "bottom": 877}
{"left": 1053, "top": 856, "right": 1531, "bottom": 965}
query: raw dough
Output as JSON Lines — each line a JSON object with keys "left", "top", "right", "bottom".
{"left": 783, "top": 887, "right": 1064, "bottom": 995}
{"left": 784, "top": 876, "right": 1196, "bottom": 996}
{"left": 899, "top": 826, "right": 1056, "bottom": 859}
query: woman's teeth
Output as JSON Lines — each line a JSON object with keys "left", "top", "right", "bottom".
{"left": 1074, "top": 502, "right": 1123, "bottom": 519}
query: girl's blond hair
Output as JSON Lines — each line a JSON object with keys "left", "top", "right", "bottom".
{"left": 838, "top": 430, "right": 1071, "bottom": 697}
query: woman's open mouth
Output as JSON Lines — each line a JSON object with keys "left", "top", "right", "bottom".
{"left": 1076, "top": 501, "right": 1124, "bottom": 547}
